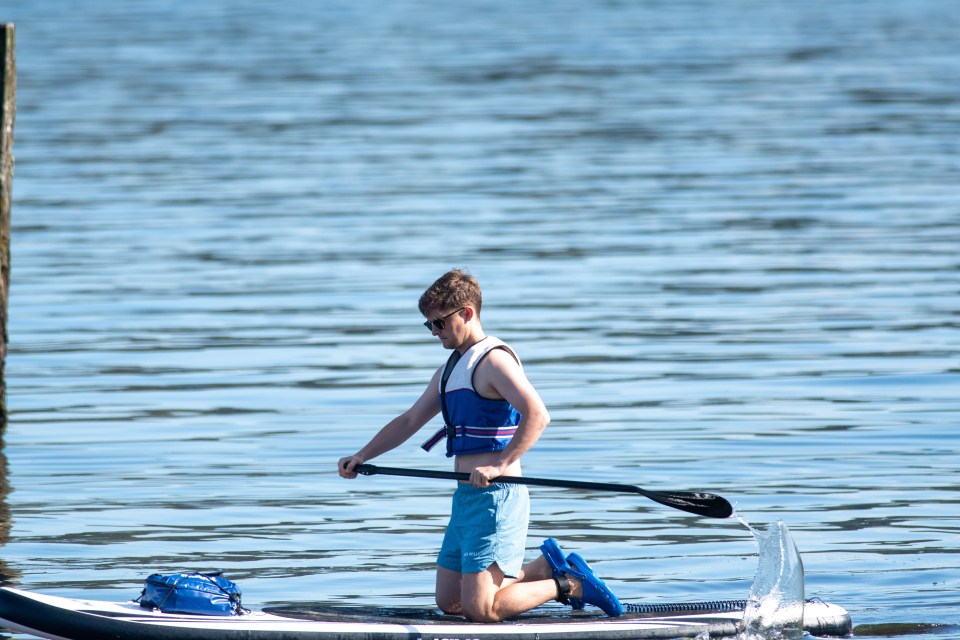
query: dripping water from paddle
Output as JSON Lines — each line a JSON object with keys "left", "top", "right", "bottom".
{"left": 737, "top": 517, "right": 805, "bottom": 640}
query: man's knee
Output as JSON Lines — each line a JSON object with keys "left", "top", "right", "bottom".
{"left": 436, "top": 592, "right": 461, "bottom": 616}
{"left": 461, "top": 601, "right": 502, "bottom": 623}
{"left": 436, "top": 566, "right": 463, "bottom": 615}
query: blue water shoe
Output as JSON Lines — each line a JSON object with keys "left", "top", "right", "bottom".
{"left": 540, "top": 538, "right": 571, "bottom": 577}
{"left": 566, "top": 552, "right": 592, "bottom": 573}
{"left": 540, "top": 539, "right": 584, "bottom": 609}
{"left": 562, "top": 555, "right": 622, "bottom": 617}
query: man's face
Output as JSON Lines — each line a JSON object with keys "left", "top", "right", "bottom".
{"left": 424, "top": 307, "right": 465, "bottom": 347}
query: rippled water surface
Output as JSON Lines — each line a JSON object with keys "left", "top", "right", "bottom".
{"left": 1, "top": 1, "right": 958, "bottom": 638}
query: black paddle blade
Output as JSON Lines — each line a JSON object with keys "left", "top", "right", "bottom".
{"left": 638, "top": 489, "right": 733, "bottom": 519}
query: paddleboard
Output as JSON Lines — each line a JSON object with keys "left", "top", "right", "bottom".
{"left": 0, "top": 585, "right": 851, "bottom": 640}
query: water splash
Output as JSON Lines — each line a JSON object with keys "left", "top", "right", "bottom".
{"left": 737, "top": 517, "right": 805, "bottom": 640}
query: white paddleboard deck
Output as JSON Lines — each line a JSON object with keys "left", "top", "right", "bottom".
{"left": 0, "top": 586, "right": 852, "bottom": 640}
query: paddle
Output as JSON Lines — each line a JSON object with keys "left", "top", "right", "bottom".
{"left": 353, "top": 464, "right": 733, "bottom": 519}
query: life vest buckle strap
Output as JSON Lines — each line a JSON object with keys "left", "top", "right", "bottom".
{"left": 420, "top": 426, "right": 447, "bottom": 452}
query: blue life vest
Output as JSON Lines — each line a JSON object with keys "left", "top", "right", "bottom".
{"left": 421, "top": 337, "right": 522, "bottom": 457}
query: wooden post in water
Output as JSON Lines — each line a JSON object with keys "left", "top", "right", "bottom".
{"left": 0, "top": 24, "right": 15, "bottom": 433}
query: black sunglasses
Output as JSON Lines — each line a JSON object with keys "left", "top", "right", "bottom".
{"left": 423, "top": 307, "right": 464, "bottom": 331}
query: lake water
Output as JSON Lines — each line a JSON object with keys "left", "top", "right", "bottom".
{"left": 1, "top": 0, "right": 958, "bottom": 638}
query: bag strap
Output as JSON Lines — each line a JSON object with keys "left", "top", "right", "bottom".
{"left": 155, "top": 573, "right": 191, "bottom": 610}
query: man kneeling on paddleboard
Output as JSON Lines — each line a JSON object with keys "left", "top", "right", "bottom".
{"left": 339, "top": 269, "right": 622, "bottom": 622}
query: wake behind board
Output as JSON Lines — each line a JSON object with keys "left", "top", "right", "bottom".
{"left": 0, "top": 586, "right": 852, "bottom": 640}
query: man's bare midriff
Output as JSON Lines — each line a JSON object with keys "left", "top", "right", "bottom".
{"left": 455, "top": 451, "right": 522, "bottom": 480}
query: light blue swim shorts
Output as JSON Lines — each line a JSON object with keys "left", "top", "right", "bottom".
{"left": 437, "top": 482, "right": 529, "bottom": 578}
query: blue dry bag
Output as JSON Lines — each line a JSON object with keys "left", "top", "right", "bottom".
{"left": 138, "top": 571, "right": 245, "bottom": 616}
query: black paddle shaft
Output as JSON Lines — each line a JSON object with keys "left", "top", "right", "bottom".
{"left": 353, "top": 464, "right": 733, "bottom": 519}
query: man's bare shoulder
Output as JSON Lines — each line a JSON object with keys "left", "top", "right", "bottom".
{"left": 473, "top": 345, "right": 525, "bottom": 397}
{"left": 481, "top": 344, "right": 521, "bottom": 370}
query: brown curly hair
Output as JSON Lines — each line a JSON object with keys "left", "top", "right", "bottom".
{"left": 419, "top": 269, "right": 482, "bottom": 316}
